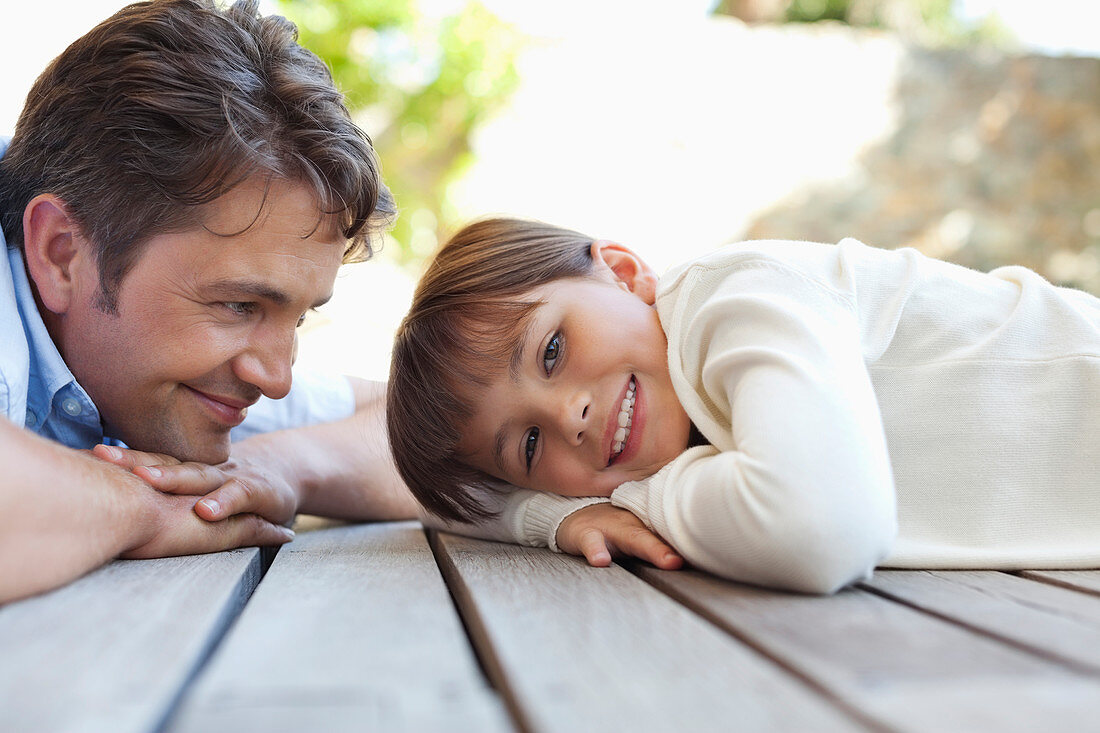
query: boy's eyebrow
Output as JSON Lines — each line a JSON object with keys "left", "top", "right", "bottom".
{"left": 507, "top": 320, "right": 536, "bottom": 382}
{"left": 492, "top": 422, "right": 510, "bottom": 472}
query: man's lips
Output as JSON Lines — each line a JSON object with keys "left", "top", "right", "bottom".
{"left": 185, "top": 386, "right": 256, "bottom": 427}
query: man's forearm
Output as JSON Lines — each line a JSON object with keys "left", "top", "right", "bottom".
{"left": 0, "top": 419, "right": 155, "bottom": 603}
{"left": 236, "top": 378, "right": 418, "bottom": 522}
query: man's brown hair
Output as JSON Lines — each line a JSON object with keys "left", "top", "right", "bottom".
{"left": 0, "top": 0, "right": 393, "bottom": 310}
{"left": 387, "top": 218, "right": 596, "bottom": 521}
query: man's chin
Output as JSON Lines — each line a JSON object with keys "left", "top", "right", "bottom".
{"left": 128, "top": 432, "right": 232, "bottom": 465}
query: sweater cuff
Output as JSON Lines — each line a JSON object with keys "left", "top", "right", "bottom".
{"left": 508, "top": 493, "right": 611, "bottom": 552}
{"left": 611, "top": 457, "right": 681, "bottom": 536}
{"left": 610, "top": 480, "right": 654, "bottom": 531}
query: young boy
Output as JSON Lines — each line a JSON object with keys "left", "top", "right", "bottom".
{"left": 388, "top": 218, "right": 1100, "bottom": 594}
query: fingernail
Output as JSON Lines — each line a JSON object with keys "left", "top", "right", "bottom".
{"left": 280, "top": 528, "right": 296, "bottom": 540}
{"left": 145, "top": 467, "right": 162, "bottom": 479}
{"left": 199, "top": 498, "right": 220, "bottom": 515}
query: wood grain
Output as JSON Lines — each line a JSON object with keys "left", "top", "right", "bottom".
{"left": 633, "top": 565, "right": 1100, "bottom": 732}
{"left": 0, "top": 549, "right": 263, "bottom": 733}
{"left": 1021, "top": 570, "right": 1100, "bottom": 597}
{"left": 863, "top": 570, "right": 1100, "bottom": 673}
{"left": 433, "top": 531, "right": 863, "bottom": 733}
{"left": 167, "top": 522, "right": 509, "bottom": 733}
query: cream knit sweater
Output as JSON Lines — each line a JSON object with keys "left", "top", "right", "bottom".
{"left": 442, "top": 239, "right": 1100, "bottom": 594}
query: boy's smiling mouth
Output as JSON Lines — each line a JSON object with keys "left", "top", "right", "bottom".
{"left": 608, "top": 375, "right": 636, "bottom": 465}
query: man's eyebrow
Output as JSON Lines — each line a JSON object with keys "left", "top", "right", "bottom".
{"left": 207, "top": 278, "right": 332, "bottom": 308}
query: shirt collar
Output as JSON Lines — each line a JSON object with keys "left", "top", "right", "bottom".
{"left": 8, "top": 237, "right": 104, "bottom": 443}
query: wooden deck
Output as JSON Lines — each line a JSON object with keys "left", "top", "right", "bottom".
{"left": 4, "top": 520, "right": 1100, "bottom": 732}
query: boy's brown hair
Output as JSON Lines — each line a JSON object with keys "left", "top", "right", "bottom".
{"left": 387, "top": 218, "right": 597, "bottom": 521}
{"left": 0, "top": 0, "right": 393, "bottom": 311}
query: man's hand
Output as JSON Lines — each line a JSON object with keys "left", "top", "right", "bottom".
{"left": 0, "top": 420, "right": 295, "bottom": 604}
{"left": 121, "top": 488, "right": 295, "bottom": 559}
{"left": 555, "top": 503, "right": 684, "bottom": 570}
{"left": 93, "top": 444, "right": 300, "bottom": 527}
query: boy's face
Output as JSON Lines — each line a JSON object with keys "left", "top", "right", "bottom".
{"left": 457, "top": 243, "right": 692, "bottom": 497}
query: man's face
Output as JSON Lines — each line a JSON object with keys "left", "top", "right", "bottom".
{"left": 458, "top": 268, "right": 693, "bottom": 497}
{"left": 56, "top": 178, "right": 344, "bottom": 463}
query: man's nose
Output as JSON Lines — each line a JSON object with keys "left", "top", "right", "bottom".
{"left": 233, "top": 325, "right": 296, "bottom": 400}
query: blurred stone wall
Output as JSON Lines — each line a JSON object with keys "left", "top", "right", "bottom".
{"left": 745, "top": 42, "right": 1100, "bottom": 294}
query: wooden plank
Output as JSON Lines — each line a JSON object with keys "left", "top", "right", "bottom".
{"left": 633, "top": 565, "right": 1100, "bottom": 732}
{"left": 167, "top": 522, "right": 509, "bottom": 733}
{"left": 0, "top": 549, "right": 263, "bottom": 733}
{"left": 432, "top": 531, "right": 865, "bottom": 733}
{"left": 1022, "top": 570, "right": 1100, "bottom": 596}
{"left": 862, "top": 570, "right": 1100, "bottom": 673}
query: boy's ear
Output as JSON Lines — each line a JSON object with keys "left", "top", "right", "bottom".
{"left": 590, "top": 240, "right": 659, "bottom": 305}
{"left": 21, "top": 194, "right": 94, "bottom": 315}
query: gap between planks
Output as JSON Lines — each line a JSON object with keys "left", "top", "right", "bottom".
{"left": 622, "top": 561, "right": 892, "bottom": 733}
{"left": 151, "top": 545, "right": 280, "bottom": 733}
{"left": 627, "top": 565, "right": 1100, "bottom": 731}
{"left": 859, "top": 570, "right": 1100, "bottom": 678}
{"left": 427, "top": 528, "right": 534, "bottom": 733}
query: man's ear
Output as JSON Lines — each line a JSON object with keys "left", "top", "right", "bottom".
{"left": 590, "top": 240, "right": 659, "bottom": 305}
{"left": 21, "top": 194, "right": 93, "bottom": 315}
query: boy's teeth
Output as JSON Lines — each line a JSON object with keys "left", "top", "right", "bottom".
{"left": 611, "top": 378, "right": 637, "bottom": 458}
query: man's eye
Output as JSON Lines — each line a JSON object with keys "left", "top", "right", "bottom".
{"left": 225, "top": 302, "right": 256, "bottom": 316}
{"left": 524, "top": 427, "right": 540, "bottom": 470}
{"left": 542, "top": 332, "right": 562, "bottom": 375}
{"left": 297, "top": 307, "right": 320, "bottom": 329}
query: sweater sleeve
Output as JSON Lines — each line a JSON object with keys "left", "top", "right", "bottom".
{"left": 611, "top": 256, "right": 897, "bottom": 594}
{"left": 419, "top": 487, "right": 609, "bottom": 551}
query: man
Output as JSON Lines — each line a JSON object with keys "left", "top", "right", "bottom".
{"left": 0, "top": 0, "right": 678, "bottom": 604}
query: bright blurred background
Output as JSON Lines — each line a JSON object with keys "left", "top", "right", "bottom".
{"left": 3, "top": 0, "right": 1099, "bottom": 381}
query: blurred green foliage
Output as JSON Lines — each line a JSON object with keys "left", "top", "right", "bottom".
{"left": 789, "top": 0, "right": 1009, "bottom": 45}
{"left": 278, "top": 0, "right": 522, "bottom": 261}
{"left": 718, "top": 0, "right": 1012, "bottom": 47}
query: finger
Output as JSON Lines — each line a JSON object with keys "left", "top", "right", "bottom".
{"left": 119, "top": 511, "right": 294, "bottom": 559}
{"left": 133, "top": 462, "right": 228, "bottom": 496}
{"left": 577, "top": 528, "right": 613, "bottom": 567}
{"left": 193, "top": 478, "right": 297, "bottom": 526}
{"left": 92, "top": 444, "right": 179, "bottom": 470}
{"left": 221, "top": 513, "right": 297, "bottom": 548}
{"left": 611, "top": 528, "right": 684, "bottom": 570}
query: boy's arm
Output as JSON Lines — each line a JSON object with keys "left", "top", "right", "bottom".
{"left": 608, "top": 259, "right": 898, "bottom": 594}
{"left": 418, "top": 488, "right": 683, "bottom": 570}
{"left": 0, "top": 418, "right": 293, "bottom": 603}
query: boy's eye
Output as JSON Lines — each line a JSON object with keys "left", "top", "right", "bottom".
{"left": 542, "top": 332, "right": 562, "bottom": 375}
{"left": 524, "top": 427, "right": 540, "bottom": 470}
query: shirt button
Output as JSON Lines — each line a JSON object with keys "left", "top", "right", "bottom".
{"left": 61, "top": 398, "right": 83, "bottom": 417}
{"left": 25, "top": 410, "right": 38, "bottom": 428}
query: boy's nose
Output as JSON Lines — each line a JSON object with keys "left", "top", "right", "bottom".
{"left": 555, "top": 391, "right": 591, "bottom": 446}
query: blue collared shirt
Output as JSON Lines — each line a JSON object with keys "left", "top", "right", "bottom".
{"left": 1, "top": 237, "right": 109, "bottom": 448}
{"left": 0, "top": 139, "right": 354, "bottom": 448}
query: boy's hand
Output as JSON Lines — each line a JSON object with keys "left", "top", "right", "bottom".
{"left": 556, "top": 503, "right": 683, "bottom": 570}
{"left": 92, "top": 444, "right": 300, "bottom": 527}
